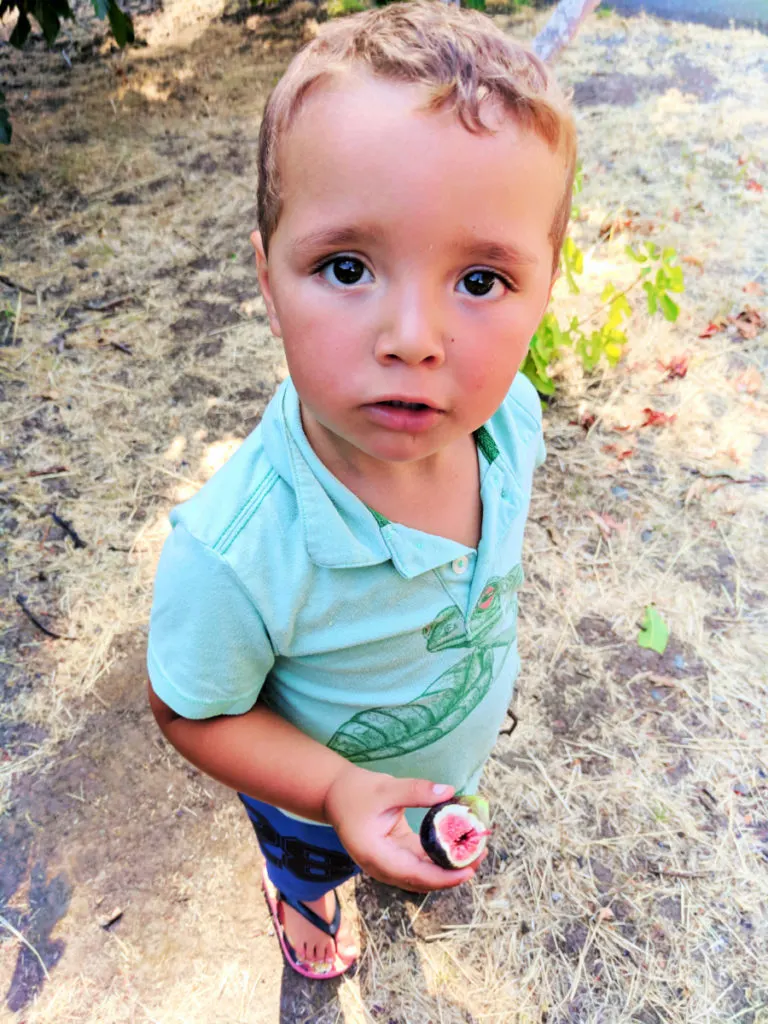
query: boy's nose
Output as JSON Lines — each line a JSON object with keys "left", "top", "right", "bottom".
{"left": 374, "top": 284, "right": 446, "bottom": 367}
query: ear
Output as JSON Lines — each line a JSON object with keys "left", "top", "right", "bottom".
{"left": 251, "top": 230, "right": 282, "bottom": 338}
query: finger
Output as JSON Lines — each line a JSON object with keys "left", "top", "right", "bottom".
{"left": 384, "top": 778, "right": 455, "bottom": 811}
{"left": 372, "top": 836, "right": 476, "bottom": 892}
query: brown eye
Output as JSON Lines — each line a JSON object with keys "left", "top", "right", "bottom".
{"left": 320, "top": 256, "right": 371, "bottom": 286}
{"left": 461, "top": 270, "right": 498, "bottom": 296}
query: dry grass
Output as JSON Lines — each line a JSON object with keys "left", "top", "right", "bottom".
{"left": 1, "top": 1, "right": 767, "bottom": 1021}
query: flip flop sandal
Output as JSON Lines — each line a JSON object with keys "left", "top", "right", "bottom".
{"left": 261, "top": 865, "right": 357, "bottom": 980}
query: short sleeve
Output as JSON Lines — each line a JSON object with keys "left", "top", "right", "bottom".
{"left": 147, "top": 523, "right": 274, "bottom": 719}
{"left": 504, "top": 371, "right": 546, "bottom": 470}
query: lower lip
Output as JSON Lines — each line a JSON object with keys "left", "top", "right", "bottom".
{"left": 363, "top": 403, "right": 443, "bottom": 433}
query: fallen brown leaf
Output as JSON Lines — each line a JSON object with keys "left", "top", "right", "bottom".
{"left": 587, "top": 510, "right": 625, "bottom": 539}
{"left": 602, "top": 444, "right": 634, "bottom": 461}
{"left": 734, "top": 366, "right": 762, "bottom": 395}
{"left": 732, "top": 306, "right": 765, "bottom": 340}
{"left": 660, "top": 354, "right": 689, "bottom": 379}
{"left": 699, "top": 318, "right": 727, "bottom": 338}
{"left": 642, "top": 408, "right": 676, "bottom": 428}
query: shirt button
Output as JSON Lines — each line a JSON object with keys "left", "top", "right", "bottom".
{"left": 452, "top": 556, "right": 469, "bottom": 575}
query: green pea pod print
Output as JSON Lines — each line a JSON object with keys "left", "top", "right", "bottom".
{"left": 326, "top": 564, "right": 524, "bottom": 764}
{"left": 327, "top": 648, "right": 493, "bottom": 763}
{"left": 423, "top": 605, "right": 470, "bottom": 652}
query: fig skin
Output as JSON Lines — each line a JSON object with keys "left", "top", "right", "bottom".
{"left": 420, "top": 796, "right": 490, "bottom": 870}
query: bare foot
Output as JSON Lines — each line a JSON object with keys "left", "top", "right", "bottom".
{"left": 278, "top": 888, "right": 359, "bottom": 971}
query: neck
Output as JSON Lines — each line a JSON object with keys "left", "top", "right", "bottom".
{"left": 299, "top": 404, "right": 460, "bottom": 491}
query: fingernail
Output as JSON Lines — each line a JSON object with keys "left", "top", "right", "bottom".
{"left": 432, "top": 784, "right": 451, "bottom": 796}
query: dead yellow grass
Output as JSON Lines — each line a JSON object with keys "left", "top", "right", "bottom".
{"left": 1, "top": 2, "right": 767, "bottom": 1022}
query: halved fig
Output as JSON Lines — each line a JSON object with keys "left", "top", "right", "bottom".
{"left": 419, "top": 795, "right": 491, "bottom": 870}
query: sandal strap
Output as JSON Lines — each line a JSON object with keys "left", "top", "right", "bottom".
{"left": 276, "top": 888, "right": 341, "bottom": 939}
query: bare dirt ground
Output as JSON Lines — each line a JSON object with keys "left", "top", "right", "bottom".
{"left": 1, "top": 2, "right": 767, "bottom": 1021}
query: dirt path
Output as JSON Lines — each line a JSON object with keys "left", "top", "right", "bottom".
{"left": 1, "top": 2, "right": 767, "bottom": 1021}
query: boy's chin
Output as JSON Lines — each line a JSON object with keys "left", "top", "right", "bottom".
{"left": 354, "top": 432, "right": 454, "bottom": 466}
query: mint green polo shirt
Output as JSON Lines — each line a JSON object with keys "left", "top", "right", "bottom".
{"left": 148, "top": 374, "right": 545, "bottom": 825}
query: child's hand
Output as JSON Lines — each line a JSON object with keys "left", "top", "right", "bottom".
{"left": 324, "top": 764, "right": 485, "bottom": 892}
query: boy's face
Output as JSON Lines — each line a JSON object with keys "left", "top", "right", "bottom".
{"left": 255, "top": 72, "right": 562, "bottom": 468}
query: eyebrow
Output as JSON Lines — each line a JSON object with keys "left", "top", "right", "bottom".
{"left": 289, "top": 226, "right": 379, "bottom": 259}
{"left": 458, "top": 239, "right": 540, "bottom": 268}
{"left": 289, "top": 227, "right": 540, "bottom": 268}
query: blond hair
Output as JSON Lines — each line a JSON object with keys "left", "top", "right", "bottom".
{"left": 257, "top": 0, "right": 576, "bottom": 274}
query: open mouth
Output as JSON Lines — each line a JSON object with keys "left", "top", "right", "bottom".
{"left": 377, "top": 400, "right": 433, "bottom": 411}
{"left": 363, "top": 397, "right": 443, "bottom": 432}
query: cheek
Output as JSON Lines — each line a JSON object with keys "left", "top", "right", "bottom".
{"left": 275, "top": 283, "right": 362, "bottom": 350}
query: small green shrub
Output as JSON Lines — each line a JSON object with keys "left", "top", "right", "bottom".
{"left": 522, "top": 237, "right": 685, "bottom": 397}
{"left": 0, "top": 0, "right": 134, "bottom": 142}
{"left": 328, "top": 0, "right": 366, "bottom": 14}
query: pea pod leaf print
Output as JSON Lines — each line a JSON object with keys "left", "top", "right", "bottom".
{"left": 422, "top": 605, "right": 470, "bottom": 652}
{"left": 466, "top": 563, "right": 523, "bottom": 645}
{"left": 327, "top": 648, "right": 493, "bottom": 763}
{"left": 326, "top": 563, "right": 524, "bottom": 763}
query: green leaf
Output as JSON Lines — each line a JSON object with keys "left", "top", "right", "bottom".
{"left": 625, "top": 244, "right": 646, "bottom": 263}
{"left": 662, "top": 247, "right": 677, "bottom": 265}
{"left": 463, "top": 0, "right": 486, "bottom": 9}
{"left": 644, "top": 242, "right": 659, "bottom": 260}
{"left": 521, "top": 352, "right": 555, "bottom": 396}
{"left": 33, "top": 0, "right": 61, "bottom": 45}
{"left": 107, "top": 0, "right": 134, "bottom": 46}
{"left": 644, "top": 281, "right": 658, "bottom": 316}
{"left": 667, "top": 265, "right": 685, "bottom": 292}
{"left": 606, "top": 293, "right": 631, "bottom": 332}
{"left": 10, "top": 9, "right": 32, "bottom": 46}
{"left": 600, "top": 282, "right": 615, "bottom": 302}
{"left": 603, "top": 334, "right": 625, "bottom": 365}
{"left": 326, "top": 648, "right": 494, "bottom": 763}
{"left": 562, "top": 237, "right": 583, "bottom": 294}
{"left": 637, "top": 605, "right": 669, "bottom": 654}
{"left": 659, "top": 293, "right": 679, "bottom": 322}
{"left": 91, "top": 0, "right": 108, "bottom": 16}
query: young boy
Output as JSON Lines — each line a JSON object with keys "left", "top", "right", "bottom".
{"left": 147, "top": 0, "right": 575, "bottom": 980}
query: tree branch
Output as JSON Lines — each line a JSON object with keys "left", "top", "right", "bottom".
{"left": 532, "top": 0, "right": 601, "bottom": 63}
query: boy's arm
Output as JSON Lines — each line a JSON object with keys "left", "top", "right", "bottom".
{"left": 148, "top": 683, "right": 482, "bottom": 892}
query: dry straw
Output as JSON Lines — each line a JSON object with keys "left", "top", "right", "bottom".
{"left": 0, "top": 0, "right": 766, "bottom": 1020}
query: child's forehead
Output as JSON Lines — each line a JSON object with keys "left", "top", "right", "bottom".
{"left": 276, "top": 72, "right": 565, "bottom": 224}
{"left": 286, "top": 67, "right": 512, "bottom": 145}
{"left": 271, "top": 77, "right": 563, "bottom": 271}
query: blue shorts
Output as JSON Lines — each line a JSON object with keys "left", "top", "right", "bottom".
{"left": 238, "top": 794, "right": 361, "bottom": 902}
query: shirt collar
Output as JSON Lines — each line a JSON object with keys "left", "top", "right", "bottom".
{"left": 261, "top": 377, "right": 523, "bottom": 579}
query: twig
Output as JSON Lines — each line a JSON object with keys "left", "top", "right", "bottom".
{"left": 26, "top": 465, "right": 69, "bottom": 478}
{"left": 0, "top": 914, "right": 51, "bottom": 982}
{"left": 0, "top": 273, "right": 36, "bottom": 295}
{"left": 15, "top": 594, "right": 68, "bottom": 640}
{"left": 85, "top": 295, "right": 134, "bottom": 313}
{"left": 574, "top": 271, "right": 645, "bottom": 331}
{"left": 498, "top": 711, "right": 519, "bottom": 737}
{"left": 647, "top": 865, "right": 714, "bottom": 879}
{"left": 532, "top": 0, "right": 601, "bottom": 63}
{"left": 109, "top": 341, "right": 133, "bottom": 355}
{"left": 686, "top": 468, "right": 767, "bottom": 486}
{"left": 51, "top": 512, "right": 87, "bottom": 548}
